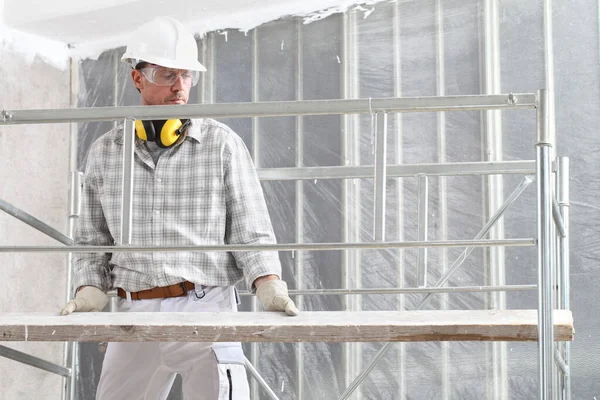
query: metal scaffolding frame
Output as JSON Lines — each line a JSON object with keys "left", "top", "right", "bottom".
{"left": 293, "top": 19, "right": 307, "bottom": 400}
{"left": 0, "top": 90, "right": 571, "bottom": 400}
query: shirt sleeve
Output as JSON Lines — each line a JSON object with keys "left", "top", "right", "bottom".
{"left": 223, "top": 132, "right": 282, "bottom": 291}
{"left": 71, "top": 152, "right": 114, "bottom": 294}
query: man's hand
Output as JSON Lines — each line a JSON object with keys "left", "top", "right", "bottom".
{"left": 255, "top": 279, "right": 299, "bottom": 316}
{"left": 60, "top": 286, "right": 109, "bottom": 315}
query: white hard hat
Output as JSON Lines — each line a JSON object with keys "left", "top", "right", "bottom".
{"left": 121, "top": 16, "right": 207, "bottom": 71}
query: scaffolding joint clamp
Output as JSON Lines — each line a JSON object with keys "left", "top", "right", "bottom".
{"left": 507, "top": 93, "right": 518, "bottom": 105}
{"left": 1, "top": 110, "right": 13, "bottom": 123}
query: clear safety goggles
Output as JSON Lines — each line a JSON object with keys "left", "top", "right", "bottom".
{"left": 139, "top": 66, "right": 200, "bottom": 87}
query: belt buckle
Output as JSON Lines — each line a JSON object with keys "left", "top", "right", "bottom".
{"left": 179, "top": 282, "right": 189, "bottom": 296}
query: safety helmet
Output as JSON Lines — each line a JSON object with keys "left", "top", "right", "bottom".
{"left": 121, "top": 16, "right": 206, "bottom": 71}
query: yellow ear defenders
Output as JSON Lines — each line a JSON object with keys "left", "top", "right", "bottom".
{"left": 135, "top": 119, "right": 191, "bottom": 148}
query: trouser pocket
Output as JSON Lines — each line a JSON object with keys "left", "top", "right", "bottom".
{"left": 212, "top": 343, "right": 250, "bottom": 400}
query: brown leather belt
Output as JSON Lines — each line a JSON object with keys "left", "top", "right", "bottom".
{"left": 117, "top": 281, "right": 195, "bottom": 300}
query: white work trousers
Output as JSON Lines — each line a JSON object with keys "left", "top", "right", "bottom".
{"left": 95, "top": 285, "right": 250, "bottom": 400}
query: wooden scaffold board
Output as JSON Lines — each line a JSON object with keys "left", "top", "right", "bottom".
{"left": 0, "top": 310, "right": 573, "bottom": 343}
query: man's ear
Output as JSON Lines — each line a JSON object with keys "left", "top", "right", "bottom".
{"left": 131, "top": 69, "right": 144, "bottom": 91}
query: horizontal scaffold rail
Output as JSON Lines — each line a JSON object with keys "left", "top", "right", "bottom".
{"left": 0, "top": 93, "right": 536, "bottom": 125}
{"left": 0, "top": 238, "right": 535, "bottom": 253}
{"left": 257, "top": 161, "right": 536, "bottom": 180}
{"left": 0, "top": 310, "right": 573, "bottom": 343}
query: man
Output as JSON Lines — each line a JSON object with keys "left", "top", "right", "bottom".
{"left": 60, "top": 16, "right": 298, "bottom": 400}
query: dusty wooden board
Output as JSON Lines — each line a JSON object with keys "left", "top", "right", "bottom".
{"left": 0, "top": 310, "right": 573, "bottom": 343}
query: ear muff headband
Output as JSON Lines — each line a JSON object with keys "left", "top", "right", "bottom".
{"left": 135, "top": 119, "right": 186, "bottom": 147}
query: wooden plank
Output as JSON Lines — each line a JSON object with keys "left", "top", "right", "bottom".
{"left": 0, "top": 310, "right": 573, "bottom": 343}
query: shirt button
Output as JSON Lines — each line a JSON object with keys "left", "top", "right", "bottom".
{"left": 154, "top": 210, "right": 160, "bottom": 215}
{"left": 156, "top": 178, "right": 162, "bottom": 183}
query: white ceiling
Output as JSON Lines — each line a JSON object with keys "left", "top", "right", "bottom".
{"left": 1, "top": 0, "right": 381, "bottom": 68}
{"left": 3, "top": 0, "right": 378, "bottom": 52}
{"left": 6, "top": 0, "right": 264, "bottom": 44}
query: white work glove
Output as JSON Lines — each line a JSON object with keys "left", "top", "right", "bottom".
{"left": 256, "top": 280, "right": 299, "bottom": 316}
{"left": 60, "top": 286, "right": 109, "bottom": 315}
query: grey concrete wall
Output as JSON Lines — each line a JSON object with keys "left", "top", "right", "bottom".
{"left": 0, "top": 49, "right": 70, "bottom": 399}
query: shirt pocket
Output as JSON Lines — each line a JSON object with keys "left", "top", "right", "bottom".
{"left": 177, "top": 175, "right": 224, "bottom": 226}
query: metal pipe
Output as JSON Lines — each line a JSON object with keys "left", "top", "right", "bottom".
{"left": 204, "top": 33, "right": 217, "bottom": 105}
{"left": 63, "top": 54, "right": 80, "bottom": 400}
{"left": 482, "top": 0, "right": 508, "bottom": 395}
{"left": 65, "top": 172, "right": 82, "bottom": 400}
{"left": 251, "top": 28, "right": 261, "bottom": 165}
{"left": 435, "top": 0, "right": 450, "bottom": 396}
{"left": 294, "top": 18, "right": 306, "bottom": 400}
{"left": 416, "top": 174, "right": 428, "bottom": 287}
{"left": 0, "top": 238, "right": 535, "bottom": 254}
{"left": 0, "top": 198, "right": 74, "bottom": 245}
{"left": 553, "top": 348, "right": 569, "bottom": 377}
{"left": 120, "top": 118, "right": 135, "bottom": 246}
{"left": 257, "top": 160, "right": 536, "bottom": 181}
{"left": 0, "top": 345, "right": 71, "bottom": 378}
{"left": 539, "top": 33, "right": 558, "bottom": 391}
{"left": 557, "top": 157, "right": 571, "bottom": 400}
{"left": 338, "top": 175, "right": 533, "bottom": 400}
{"left": 112, "top": 52, "right": 119, "bottom": 130}
{"left": 537, "top": 90, "right": 552, "bottom": 145}
{"left": 536, "top": 89, "right": 554, "bottom": 400}
{"left": 244, "top": 357, "right": 281, "bottom": 400}
{"left": 250, "top": 28, "right": 261, "bottom": 400}
{"left": 0, "top": 94, "right": 538, "bottom": 125}
{"left": 237, "top": 284, "right": 537, "bottom": 296}
{"left": 68, "top": 172, "right": 83, "bottom": 220}
{"left": 393, "top": 0, "right": 407, "bottom": 396}
{"left": 199, "top": 33, "right": 216, "bottom": 105}
{"left": 543, "top": 0, "right": 557, "bottom": 148}
{"left": 553, "top": 158, "right": 561, "bottom": 399}
{"left": 196, "top": 38, "right": 205, "bottom": 104}
{"left": 66, "top": 55, "right": 80, "bottom": 289}
{"left": 341, "top": 10, "right": 362, "bottom": 398}
{"left": 552, "top": 197, "right": 566, "bottom": 238}
{"left": 373, "top": 112, "right": 388, "bottom": 242}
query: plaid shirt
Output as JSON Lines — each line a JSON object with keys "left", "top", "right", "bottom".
{"left": 72, "top": 118, "right": 281, "bottom": 293}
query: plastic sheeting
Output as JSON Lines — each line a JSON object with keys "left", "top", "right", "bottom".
{"left": 75, "top": 1, "right": 600, "bottom": 399}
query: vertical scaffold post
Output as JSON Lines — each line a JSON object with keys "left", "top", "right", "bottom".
{"left": 536, "top": 89, "right": 554, "bottom": 400}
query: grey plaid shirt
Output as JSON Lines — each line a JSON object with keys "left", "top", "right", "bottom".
{"left": 72, "top": 118, "right": 281, "bottom": 293}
